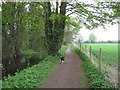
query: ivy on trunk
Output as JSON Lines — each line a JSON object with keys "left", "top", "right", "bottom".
{"left": 45, "top": 2, "right": 67, "bottom": 55}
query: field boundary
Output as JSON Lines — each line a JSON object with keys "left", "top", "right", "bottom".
{"left": 74, "top": 43, "right": 118, "bottom": 88}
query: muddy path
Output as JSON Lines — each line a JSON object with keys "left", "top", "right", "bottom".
{"left": 42, "top": 47, "right": 90, "bottom": 88}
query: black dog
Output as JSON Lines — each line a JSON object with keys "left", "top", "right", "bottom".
{"left": 60, "top": 56, "right": 65, "bottom": 64}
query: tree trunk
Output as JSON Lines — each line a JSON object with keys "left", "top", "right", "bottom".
{"left": 45, "top": 2, "right": 67, "bottom": 55}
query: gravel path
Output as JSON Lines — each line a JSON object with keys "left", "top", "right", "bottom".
{"left": 42, "top": 47, "right": 90, "bottom": 88}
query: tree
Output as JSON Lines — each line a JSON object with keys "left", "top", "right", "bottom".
{"left": 43, "top": 1, "right": 120, "bottom": 55}
{"left": 2, "top": 1, "right": 120, "bottom": 76}
{"left": 67, "top": 2, "right": 120, "bottom": 29}
{"left": 118, "top": 40, "right": 120, "bottom": 43}
{"left": 89, "top": 33, "right": 97, "bottom": 43}
{"left": 63, "top": 17, "right": 81, "bottom": 45}
{"left": 2, "top": 2, "right": 48, "bottom": 76}
{"left": 64, "top": 30, "right": 73, "bottom": 45}
{"left": 44, "top": 2, "right": 67, "bottom": 55}
{"left": 2, "top": 2, "right": 27, "bottom": 76}
{"left": 2, "top": 2, "right": 26, "bottom": 58}
{"left": 2, "top": 1, "right": 120, "bottom": 56}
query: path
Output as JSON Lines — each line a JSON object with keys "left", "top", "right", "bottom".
{"left": 42, "top": 47, "right": 90, "bottom": 88}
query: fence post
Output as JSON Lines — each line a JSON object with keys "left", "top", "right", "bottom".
{"left": 81, "top": 44, "right": 83, "bottom": 51}
{"left": 99, "top": 48, "right": 102, "bottom": 72}
{"left": 79, "top": 40, "right": 80, "bottom": 50}
{"left": 83, "top": 45, "right": 84, "bottom": 52}
{"left": 80, "top": 43, "right": 81, "bottom": 51}
{"left": 90, "top": 46, "right": 91, "bottom": 59}
{"left": 85, "top": 45, "right": 87, "bottom": 53}
{"left": 86, "top": 45, "right": 88, "bottom": 55}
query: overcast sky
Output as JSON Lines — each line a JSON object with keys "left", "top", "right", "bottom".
{"left": 78, "top": 24, "right": 118, "bottom": 41}
{"left": 75, "top": 0, "right": 118, "bottom": 41}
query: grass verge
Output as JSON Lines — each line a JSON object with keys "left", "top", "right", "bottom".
{"left": 2, "top": 56, "right": 58, "bottom": 88}
{"left": 2, "top": 45, "right": 68, "bottom": 89}
{"left": 71, "top": 46, "right": 115, "bottom": 89}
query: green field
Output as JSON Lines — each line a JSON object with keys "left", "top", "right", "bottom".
{"left": 82, "top": 43, "right": 118, "bottom": 65}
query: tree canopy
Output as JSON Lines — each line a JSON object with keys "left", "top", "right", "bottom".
{"left": 89, "top": 33, "right": 97, "bottom": 43}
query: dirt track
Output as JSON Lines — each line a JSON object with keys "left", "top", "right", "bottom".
{"left": 42, "top": 47, "right": 90, "bottom": 88}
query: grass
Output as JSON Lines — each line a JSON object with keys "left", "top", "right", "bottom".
{"left": 0, "top": 80, "right": 2, "bottom": 90}
{"left": 82, "top": 43, "right": 118, "bottom": 65}
{"left": 2, "top": 45, "right": 68, "bottom": 89}
{"left": 71, "top": 46, "right": 114, "bottom": 88}
{"left": 2, "top": 56, "right": 59, "bottom": 88}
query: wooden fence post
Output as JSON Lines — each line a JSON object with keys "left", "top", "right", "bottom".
{"left": 81, "top": 45, "right": 83, "bottom": 51}
{"left": 85, "top": 45, "right": 87, "bottom": 53}
{"left": 86, "top": 45, "right": 88, "bottom": 55}
{"left": 83, "top": 45, "right": 84, "bottom": 52}
{"left": 99, "top": 48, "right": 102, "bottom": 72}
{"left": 90, "top": 46, "right": 91, "bottom": 59}
{"left": 80, "top": 43, "right": 81, "bottom": 51}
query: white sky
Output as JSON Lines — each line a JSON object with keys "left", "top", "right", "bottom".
{"left": 74, "top": 0, "right": 119, "bottom": 42}
{"left": 41, "top": 0, "right": 119, "bottom": 42}
{"left": 78, "top": 24, "right": 118, "bottom": 41}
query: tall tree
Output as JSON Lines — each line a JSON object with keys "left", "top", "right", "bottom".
{"left": 43, "top": 1, "right": 120, "bottom": 55}
{"left": 2, "top": 2, "right": 25, "bottom": 59}
{"left": 44, "top": 2, "right": 67, "bottom": 55}
{"left": 89, "top": 33, "right": 97, "bottom": 43}
{"left": 2, "top": 2, "right": 49, "bottom": 76}
{"left": 2, "top": 1, "right": 120, "bottom": 56}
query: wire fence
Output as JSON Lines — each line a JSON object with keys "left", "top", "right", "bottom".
{"left": 78, "top": 43, "right": 118, "bottom": 88}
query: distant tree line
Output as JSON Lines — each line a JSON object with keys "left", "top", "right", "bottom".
{"left": 84, "top": 40, "right": 118, "bottom": 43}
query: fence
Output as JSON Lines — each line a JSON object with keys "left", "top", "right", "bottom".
{"left": 78, "top": 43, "right": 118, "bottom": 88}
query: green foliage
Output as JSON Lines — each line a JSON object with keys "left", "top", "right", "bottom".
{"left": 89, "top": 33, "right": 97, "bottom": 43}
{"left": 71, "top": 46, "right": 80, "bottom": 55}
{"left": 2, "top": 2, "right": 24, "bottom": 58}
{"left": 71, "top": 46, "right": 114, "bottom": 88}
{"left": 66, "top": 17, "right": 81, "bottom": 31}
{"left": 49, "top": 14, "right": 61, "bottom": 21}
{"left": 2, "top": 45, "right": 67, "bottom": 88}
{"left": 21, "top": 49, "right": 36, "bottom": 57}
{"left": 70, "top": 2, "right": 120, "bottom": 29}
{"left": 0, "top": 80, "right": 2, "bottom": 90}
{"left": 59, "top": 45, "right": 68, "bottom": 56}
{"left": 2, "top": 56, "right": 59, "bottom": 88}
{"left": 3, "top": 2, "right": 48, "bottom": 59}
{"left": 64, "top": 30, "right": 74, "bottom": 45}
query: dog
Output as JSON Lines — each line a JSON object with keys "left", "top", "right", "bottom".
{"left": 60, "top": 56, "right": 65, "bottom": 64}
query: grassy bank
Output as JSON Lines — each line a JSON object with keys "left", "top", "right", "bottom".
{"left": 2, "top": 45, "right": 68, "bottom": 89}
{"left": 71, "top": 46, "right": 114, "bottom": 89}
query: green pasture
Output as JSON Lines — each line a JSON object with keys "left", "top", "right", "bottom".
{"left": 82, "top": 43, "right": 118, "bottom": 65}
